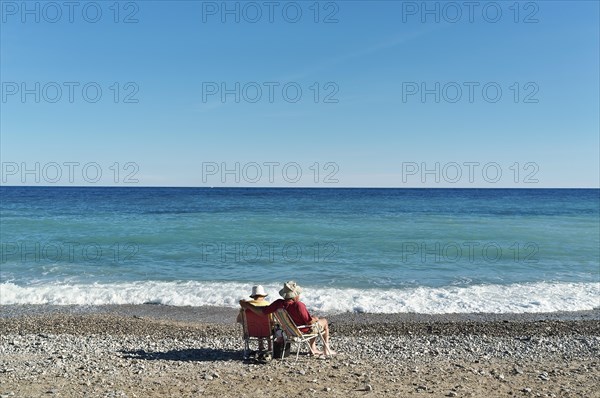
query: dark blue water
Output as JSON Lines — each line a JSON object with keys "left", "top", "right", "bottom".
{"left": 1, "top": 187, "right": 598, "bottom": 313}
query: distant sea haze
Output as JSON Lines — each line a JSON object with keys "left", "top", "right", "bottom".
{"left": 1, "top": 187, "right": 598, "bottom": 314}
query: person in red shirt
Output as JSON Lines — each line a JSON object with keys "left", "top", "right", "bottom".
{"left": 240, "top": 281, "right": 335, "bottom": 356}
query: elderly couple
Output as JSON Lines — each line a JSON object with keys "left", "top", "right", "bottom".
{"left": 239, "top": 281, "right": 336, "bottom": 357}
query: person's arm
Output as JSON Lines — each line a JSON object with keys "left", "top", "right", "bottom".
{"left": 239, "top": 299, "right": 265, "bottom": 316}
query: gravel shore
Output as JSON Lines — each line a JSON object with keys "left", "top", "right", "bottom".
{"left": 1, "top": 305, "right": 598, "bottom": 397}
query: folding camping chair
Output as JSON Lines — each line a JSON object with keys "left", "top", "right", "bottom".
{"left": 241, "top": 309, "right": 273, "bottom": 359}
{"left": 272, "top": 308, "right": 330, "bottom": 361}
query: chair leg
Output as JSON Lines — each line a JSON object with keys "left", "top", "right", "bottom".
{"left": 295, "top": 341, "right": 302, "bottom": 362}
{"left": 268, "top": 336, "right": 273, "bottom": 358}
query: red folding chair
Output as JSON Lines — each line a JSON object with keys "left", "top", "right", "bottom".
{"left": 241, "top": 309, "right": 273, "bottom": 358}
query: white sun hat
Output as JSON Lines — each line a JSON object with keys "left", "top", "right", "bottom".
{"left": 250, "top": 285, "right": 268, "bottom": 298}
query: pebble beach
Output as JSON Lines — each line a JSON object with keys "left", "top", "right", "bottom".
{"left": 1, "top": 305, "right": 598, "bottom": 398}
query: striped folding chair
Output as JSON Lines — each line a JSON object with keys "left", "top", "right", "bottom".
{"left": 273, "top": 308, "right": 330, "bottom": 361}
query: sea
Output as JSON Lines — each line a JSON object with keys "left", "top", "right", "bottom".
{"left": 0, "top": 187, "right": 598, "bottom": 314}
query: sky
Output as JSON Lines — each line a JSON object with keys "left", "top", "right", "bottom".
{"left": 1, "top": 0, "right": 599, "bottom": 187}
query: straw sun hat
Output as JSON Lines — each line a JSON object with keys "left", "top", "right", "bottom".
{"left": 279, "top": 281, "right": 302, "bottom": 299}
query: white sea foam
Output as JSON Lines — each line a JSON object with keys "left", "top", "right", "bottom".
{"left": 0, "top": 281, "right": 598, "bottom": 314}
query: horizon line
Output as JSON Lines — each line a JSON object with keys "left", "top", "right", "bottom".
{"left": 1, "top": 185, "right": 599, "bottom": 190}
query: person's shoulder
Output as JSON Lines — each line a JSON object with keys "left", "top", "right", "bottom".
{"left": 294, "top": 300, "right": 307, "bottom": 307}
{"left": 270, "top": 298, "right": 287, "bottom": 308}
{"left": 261, "top": 298, "right": 284, "bottom": 314}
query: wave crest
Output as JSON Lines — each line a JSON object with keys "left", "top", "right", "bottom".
{"left": 1, "top": 281, "right": 598, "bottom": 314}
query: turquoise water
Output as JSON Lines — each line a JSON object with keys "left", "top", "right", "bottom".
{"left": 1, "top": 187, "right": 598, "bottom": 313}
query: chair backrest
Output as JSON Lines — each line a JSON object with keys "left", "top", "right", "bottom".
{"left": 273, "top": 309, "right": 304, "bottom": 338}
{"left": 242, "top": 309, "right": 272, "bottom": 338}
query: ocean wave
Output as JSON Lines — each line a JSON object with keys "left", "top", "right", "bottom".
{"left": 1, "top": 281, "right": 598, "bottom": 314}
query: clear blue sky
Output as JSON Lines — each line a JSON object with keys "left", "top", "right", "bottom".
{"left": 1, "top": 1, "right": 598, "bottom": 187}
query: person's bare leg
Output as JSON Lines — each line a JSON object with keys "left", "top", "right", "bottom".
{"left": 309, "top": 337, "right": 323, "bottom": 355}
{"left": 317, "top": 318, "right": 336, "bottom": 355}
